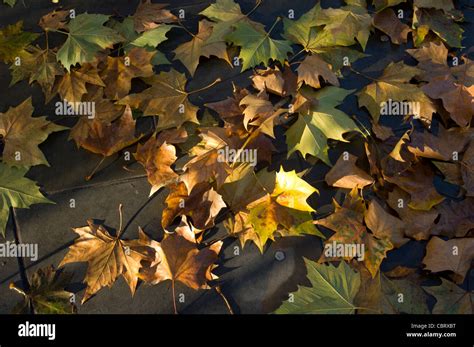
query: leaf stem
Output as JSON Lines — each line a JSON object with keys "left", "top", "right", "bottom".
{"left": 215, "top": 286, "right": 234, "bottom": 314}
{"left": 171, "top": 279, "right": 178, "bottom": 314}
{"left": 85, "top": 156, "right": 106, "bottom": 181}
{"left": 187, "top": 77, "right": 222, "bottom": 95}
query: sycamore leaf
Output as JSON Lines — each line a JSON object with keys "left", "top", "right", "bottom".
{"left": 10, "top": 266, "right": 76, "bottom": 314}
{"left": 139, "top": 219, "right": 222, "bottom": 290}
{"left": 199, "top": 0, "right": 265, "bottom": 45}
{"left": 373, "top": 8, "right": 411, "bottom": 45}
{"left": 373, "top": 0, "right": 406, "bottom": 12}
{"left": 162, "top": 182, "right": 226, "bottom": 230}
{"left": 54, "top": 62, "right": 105, "bottom": 104}
{"left": 297, "top": 54, "right": 339, "bottom": 89}
{"left": 0, "top": 21, "right": 38, "bottom": 63}
{"left": 118, "top": 69, "right": 199, "bottom": 130}
{"left": 283, "top": 3, "right": 322, "bottom": 51}
{"left": 431, "top": 199, "right": 474, "bottom": 238}
{"left": 424, "top": 279, "right": 473, "bottom": 314}
{"left": 325, "top": 153, "right": 374, "bottom": 189}
{"left": 135, "top": 129, "right": 187, "bottom": 196}
{"left": 0, "top": 97, "right": 67, "bottom": 167}
{"left": 246, "top": 167, "right": 322, "bottom": 247}
{"left": 275, "top": 260, "right": 360, "bottom": 314}
{"left": 132, "top": 0, "right": 177, "bottom": 33}
{"left": 423, "top": 237, "right": 474, "bottom": 283}
{"left": 313, "top": 2, "right": 372, "bottom": 51}
{"left": 100, "top": 47, "right": 155, "bottom": 99}
{"left": 3, "top": 0, "right": 16, "bottom": 7}
{"left": 286, "top": 87, "right": 361, "bottom": 165}
{"left": 39, "top": 9, "right": 69, "bottom": 31}
{"left": 461, "top": 141, "right": 474, "bottom": 196}
{"left": 357, "top": 61, "right": 436, "bottom": 123}
{"left": 174, "top": 19, "right": 230, "bottom": 76}
{"left": 59, "top": 219, "right": 155, "bottom": 303}
{"left": 251, "top": 66, "right": 297, "bottom": 97}
{"left": 316, "top": 189, "right": 393, "bottom": 278}
{"left": 412, "top": 7, "right": 463, "bottom": 48}
{"left": 71, "top": 105, "right": 140, "bottom": 157}
{"left": 0, "top": 163, "right": 53, "bottom": 237}
{"left": 226, "top": 21, "right": 293, "bottom": 71}
{"left": 57, "top": 14, "right": 123, "bottom": 71}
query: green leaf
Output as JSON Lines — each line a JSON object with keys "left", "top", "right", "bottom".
{"left": 57, "top": 14, "right": 123, "bottom": 71}
{"left": 0, "top": 163, "right": 53, "bottom": 237}
{"left": 424, "top": 279, "right": 473, "bottom": 314}
{"left": 226, "top": 21, "right": 293, "bottom": 71}
{"left": 283, "top": 4, "right": 322, "bottom": 51}
{"left": 3, "top": 0, "right": 16, "bottom": 7}
{"left": 11, "top": 266, "right": 76, "bottom": 314}
{"left": 275, "top": 260, "right": 360, "bottom": 314}
{"left": 286, "top": 87, "right": 361, "bottom": 165}
{"left": 0, "top": 21, "right": 39, "bottom": 63}
{"left": 413, "top": 8, "right": 463, "bottom": 48}
{"left": 373, "top": 0, "right": 407, "bottom": 12}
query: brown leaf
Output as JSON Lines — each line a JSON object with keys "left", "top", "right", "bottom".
{"left": 59, "top": 220, "right": 154, "bottom": 303}
{"left": 173, "top": 19, "right": 230, "bottom": 76}
{"left": 297, "top": 55, "right": 339, "bottom": 89}
{"left": 423, "top": 237, "right": 474, "bottom": 283}
{"left": 431, "top": 199, "right": 474, "bottom": 238}
{"left": 365, "top": 199, "right": 409, "bottom": 248}
{"left": 372, "top": 123, "right": 394, "bottom": 141}
{"left": 72, "top": 105, "right": 140, "bottom": 157}
{"left": 100, "top": 47, "right": 155, "bottom": 99}
{"left": 325, "top": 153, "right": 374, "bottom": 189}
{"left": 162, "top": 182, "right": 226, "bottom": 230}
{"left": 135, "top": 139, "right": 179, "bottom": 196}
{"left": 139, "top": 218, "right": 222, "bottom": 289}
{"left": 373, "top": 8, "right": 411, "bottom": 45}
{"left": 252, "top": 65, "right": 297, "bottom": 96}
{"left": 461, "top": 141, "right": 474, "bottom": 196}
{"left": 39, "top": 9, "right": 69, "bottom": 31}
{"left": 133, "top": 0, "right": 178, "bottom": 33}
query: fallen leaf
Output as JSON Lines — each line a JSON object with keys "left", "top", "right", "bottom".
{"left": 325, "top": 153, "right": 374, "bottom": 189}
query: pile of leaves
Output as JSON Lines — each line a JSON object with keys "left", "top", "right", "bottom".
{"left": 1, "top": 0, "right": 473, "bottom": 314}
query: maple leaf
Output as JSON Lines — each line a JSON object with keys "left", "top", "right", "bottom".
{"left": 174, "top": 19, "right": 231, "bottom": 76}
{"left": 423, "top": 237, "right": 474, "bottom": 283}
{"left": 135, "top": 128, "right": 187, "bottom": 196}
{"left": 354, "top": 267, "right": 429, "bottom": 314}
{"left": 54, "top": 62, "right": 105, "bottom": 104}
{"left": 132, "top": 0, "right": 177, "bottom": 33}
{"left": 70, "top": 105, "right": 140, "bottom": 157}
{"left": 316, "top": 189, "right": 393, "bottom": 278}
{"left": 373, "top": 8, "right": 411, "bottom": 45}
{"left": 275, "top": 260, "right": 361, "bottom": 314}
{"left": 57, "top": 14, "right": 123, "bottom": 71}
{"left": 118, "top": 69, "right": 200, "bottom": 130}
{"left": 59, "top": 217, "right": 155, "bottom": 304}
{"left": 100, "top": 47, "right": 155, "bottom": 99}
{"left": 431, "top": 200, "right": 473, "bottom": 238}
{"left": 297, "top": 54, "right": 339, "bottom": 89}
{"left": 424, "top": 279, "right": 473, "bottom": 314}
{"left": 162, "top": 182, "right": 226, "bottom": 230}
{"left": 0, "top": 97, "right": 67, "bottom": 167}
{"left": 313, "top": 1, "right": 372, "bottom": 51}
{"left": 286, "top": 87, "right": 361, "bottom": 165}
{"left": 283, "top": 3, "right": 321, "bottom": 51}
{"left": 373, "top": 0, "right": 407, "bottom": 12}
{"left": 412, "top": 7, "right": 463, "bottom": 48}
{"left": 407, "top": 42, "right": 473, "bottom": 127}
{"left": 139, "top": 218, "right": 222, "bottom": 312}
{"left": 10, "top": 266, "right": 76, "bottom": 314}
{"left": 39, "top": 9, "right": 69, "bottom": 31}
{"left": 357, "top": 60, "right": 436, "bottom": 123}
{"left": 0, "top": 21, "right": 38, "bottom": 63}
{"left": 226, "top": 21, "right": 293, "bottom": 71}
{"left": 325, "top": 153, "right": 374, "bottom": 189}
{"left": 251, "top": 65, "right": 297, "bottom": 97}
{"left": 364, "top": 199, "right": 408, "bottom": 248}
{"left": 0, "top": 163, "right": 53, "bottom": 237}
{"left": 461, "top": 141, "right": 474, "bottom": 196}
{"left": 199, "top": 0, "right": 265, "bottom": 45}
{"left": 245, "top": 167, "right": 322, "bottom": 247}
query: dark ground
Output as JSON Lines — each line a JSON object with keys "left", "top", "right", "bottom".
{"left": 0, "top": 0, "right": 473, "bottom": 314}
